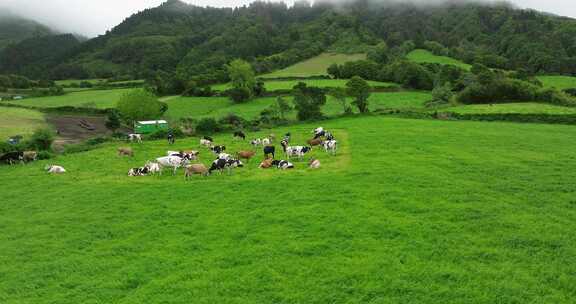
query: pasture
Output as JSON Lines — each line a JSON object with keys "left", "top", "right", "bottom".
{"left": 0, "top": 106, "right": 47, "bottom": 140}
{"left": 407, "top": 49, "right": 472, "bottom": 70}
{"left": 536, "top": 76, "right": 576, "bottom": 90}
{"left": 1, "top": 116, "right": 576, "bottom": 303}
{"left": 3, "top": 88, "right": 134, "bottom": 109}
{"left": 444, "top": 103, "right": 576, "bottom": 115}
{"left": 261, "top": 53, "right": 367, "bottom": 78}
{"left": 211, "top": 79, "right": 397, "bottom": 92}
{"left": 164, "top": 92, "right": 432, "bottom": 120}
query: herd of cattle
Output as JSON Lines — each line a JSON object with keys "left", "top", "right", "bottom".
{"left": 124, "top": 126, "right": 338, "bottom": 179}
{"left": 0, "top": 127, "right": 338, "bottom": 178}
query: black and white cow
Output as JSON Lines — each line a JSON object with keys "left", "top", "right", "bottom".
{"left": 323, "top": 140, "right": 338, "bottom": 155}
{"left": 250, "top": 138, "right": 262, "bottom": 147}
{"left": 128, "top": 134, "right": 143, "bottom": 143}
{"left": 325, "top": 132, "right": 335, "bottom": 141}
{"left": 203, "top": 136, "right": 214, "bottom": 142}
{"left": 128, "top": 166, "right": 150, "bottom": 176}
{"left": 156, "top": 156, "right": 189, "bottom": 175}
{"left": 263, "top": 145, "right": 275, "bottom": 159}
{"left": 209, "top": 158, "right": 244, "bottom": 175}
{"left": 271, "top": 160, "right": 294, "bottom": 170}
{"left": 0, "top": 151, "right": 23, "bottom": 164}
{"left": 233, "top": 131, "right": 246, "bottom": 140}
{"left": 313, "top": 127, "right": 326, "bottom": 139}
{"left": 167, "top": 150, "right": 199, "bottom": 161}
{"left": 210, "top": 145, "right": 226, "bottom": 155}
{"left": 280, "top": 141, "right": 311, "bottom": 159}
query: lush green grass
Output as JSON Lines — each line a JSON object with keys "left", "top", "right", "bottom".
{"left": 212, "top": 79, "right": 397, "bottom": 92}
{"left": 444, "top": 103, "right": 576, "bottom": 115}
{"left": 261, "top": 53, "right": 367, "bottom": 78}
{"left": 3, "top": 88, "right": 135, "bottom": 109}
{"left": 0, "top": 106, "right": 47, "bottom": 139}
{"left": 407, "top": 49, "right": 471, "bottom": 70}
{"left": 165, "top": 92, "right": 432, "bottom": 120}
{"left": 537, "top": 76, "right": 576, "bottom": 90}
{"left": 1, "top": 116, "right": 576, "bottom": 303}
{"left": 55, "top": 79, "right": 106, "bottom": 86}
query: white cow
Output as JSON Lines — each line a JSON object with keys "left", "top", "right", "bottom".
{"left": 128, "top": 134, "right": 143, "bottom": 143}
{"left": 200, "top": 138, "right": 212, "bottom": 147}
{"left": 146, "top": 161, "right": 162, "bottom": 175}
{"left": 46, "top": 165, "right": 66, "bottom": 174}
{"left": 323, "top": 140, "right": 337, "bottom": 155}
{"left": 262, "top": 138, "right": 271, "bottom": 146}
{"left": 250, "top": 138, "right": 262, "bottom": 147}
{"left": 156, "top": 156, "right": 189, "bottom": 175}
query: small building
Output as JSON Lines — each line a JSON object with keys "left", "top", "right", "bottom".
{"left": 134, "top": 120, "right": 168, "bottom": 134}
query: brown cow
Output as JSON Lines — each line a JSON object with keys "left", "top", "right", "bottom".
{"left": 259, "top": 158, "right": 274, "bottom": 169}
{"left": 118, "top": 147, "right": 134, "bottom": 157}
{"left": 307, "top": 138, "right": 323, "bottom": 147}
{"left": 236, "top": 151, "right": 256, "bottom": 162}
{"left": 185, "top": 164, "right": 208, "bottom": 180}
{"left": 22, "top": 151, "right": 37, "bottom": 162}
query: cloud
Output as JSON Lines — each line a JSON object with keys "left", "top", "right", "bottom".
{"left": 0, "top": 0, "right": 574, "bottom": 37}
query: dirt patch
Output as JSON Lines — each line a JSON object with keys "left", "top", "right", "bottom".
{"left": 46, "top": 114, "right": 130, "bottom": 148}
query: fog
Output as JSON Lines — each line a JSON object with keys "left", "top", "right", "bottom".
{"left": 0, "top": 0, "right": 574, "bottom": 37}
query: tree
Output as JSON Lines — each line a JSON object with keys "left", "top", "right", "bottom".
{"left": 105, "top": 110, "right": 122, "bottom": 132}
{"left": 367, "top": 42, "right": 390, "bottom": 64}
{"left": 117, "top": 89, "right": 164, "bottom": 123}
{"left": 28, "top": 128, "right": 55, "bottom": 151}
{"left": 346, "top": 76, "right": 371, "bottom": 113}
{"left": 275, "top": 96, "right": 293, "bottom": 119}
{"left": 226, "top": 59, "right": 255, "bottom": 102}
{"left": 327, "top": 63, "right": 341, "bottom": 79}
{"left": 328, "top": 87, "right": 350, "bottom": 114}
{"left": 431, "top": 83, "right": 454, "bottom": 105}
{"left": 292, "top": 82, "right": 326, "bottom": 121}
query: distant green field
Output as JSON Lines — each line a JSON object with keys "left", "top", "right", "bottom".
{"left": 3, "top": 88, "right": 135, "bottom": 109}
{"left": 407, "top": 49, "right": 471, "bottom": 70}
{"left": 261, "top": 53, "right": 367, "bottom": 78}
{"left": 55, "top": 79, "right": 106, "bottom": 86}
{"left": 445, "top": 103, "right": 576, "bottom": 115}
{"left": 2, "top": 116, "right": 576, "bottom": 303}
{"left": 165, "top": 91, "right": 431, "bottom": 121}
{"left": 536, "top": 76, "right": 576, "bottom": 90}
{"left": 0, "top": 107, "right": 47, "bottom": 139}
{"left": 212, "top": 79, "right": 398, "bottom": 91}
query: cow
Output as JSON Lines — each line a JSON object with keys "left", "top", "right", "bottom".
{"left": 156, "top": 156, "right": 189, "bottom": 175}
{"left": 236, "top": 151, "right": 256, "bottom": 162}
{"left": 200, "top": 138, "right": 212, "bottom": 147}
{"left": 211, "top": 145, "right": 226, "bottom": 155}
{"left": 309, "top": 158, "right": 321, "bottom": 169}
{"left": 22, "top": 151, "right": 37, "bottom": 163}
{"left": 323, "top": 140, "right": 337, "bottom": 155}
{"left": 0, "top": 151, "right": 23, "bottom": 164}
{"left": 209, "top": 158, "right": 243, "bottom": 175}
{"left": 128, "top": 166, "right": 150, "bottom": 176}
{"left": 167, "top": 132, "right": 175, "bottom": 145}
{"left": 217, "top": 153, "right": 232, "bottom": 160}
{"left": 145, "top": 161, "right": 162, "bottom": 175}
{"left": 272, "top": 160, "right": 294, "bottom": 170}
{"left": 281, "top": 141, "right": 311, "bottom": 160}
{"left": 307, "top": 138, "right": 323, "bottom": 148}
{"left": 118, "top": 147, "right": 134, "bottom": 157}
{"left": 185, "top": 164, "right": 209, "bottom": 180}
{"left": 282, "top": 133, "right": 291, "bottom": 143}
{"left": 263, "top": 145, "right": 275, "bottom": 159}
{"left": 262, "top": 138, "right": 271, "bottom": 146}
{"left": 203, "top": 136, "right": 214, "bottom": 142}
{"left": 128, "top": 134, "right": 142, "bottom": 143}
{"left": 313, "top": 127, "right": 325, "bottom": 139}
{"left": 325, "top": 132, "right": 335, "bottom": 141}
{"left": 250, "top": 139, "right": 262, "bottom": 147}
{"left": 233, "top": 131, "right": 246, "bottom": 140}
{"left": 167, "top": 150, "right": 199, "bottom": 161}
{"left": 259, "top": 158, "right": 274, "bottom": 169}
{"left": 46, "top": 165, "right": 66, "bottom": 174}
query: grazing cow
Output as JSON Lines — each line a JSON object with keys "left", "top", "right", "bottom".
{"left": 22, "top": 151, "right": 37, "bottom": 163}
{"left": 281, "top": 141, "right": 311, "bottom": 159}
{"left": 323, "top": 140, "right": 338, "bottom": 155}
{"left": 233, "top": 131, "right": 246, "bottom": 140}
{"left": 259, "top": 158, "right": 274, "bottom": 169}
{"left": 46, "top": 165, "right": 66, "bottom": 174}
{"left": 263, "top": 145, "right": 275, "bottom": 159}
{"left": 156, "top": 156, "right": 189, "bottom": 175}
{"left": 167, "top": 132, "right": 175, "bottom": 145}
{"left": 307, "top": 138, "right": 323, "bottom": 147}
{"left": 309, "top": 158, "right": 321, "bottom": 169}
{"left": 272, "top": 160, "right": 294, "bottom": 170}
{"left": 118, "top": 147, "right": 134, "bottom": 157}
{"left": 262, "top": 138, "right": 271, "bottom": 146}
{"left": 313, "top": 127, "right": 326, "bottom": 139}
{"left": 185, "top": 164, "right": 209, "bottom": 180}
{"left": 128, "top": 134, "right": 143, "bottom": 143}
{"left": 209, "top": 158, "right": 244, "bottom": 175}
{"left": 0, "top": 151, "right": 23, "bottom": 164}
{"left": 128, "top": 166, "right": 150, "bottom": 176}
{"left": 250, "top": 138, "right": 262, "bottom": 147}
{"left": 200, "top": 138, "right": 212, "bottom": 147}
{"left": 211, "top": 145, "right": 226, "bottom": 155}
{"left": 236, "top": 151, "right": 256, "bottom": 162}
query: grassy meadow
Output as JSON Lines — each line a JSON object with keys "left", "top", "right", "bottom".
{"left": 407, "top": 49, "right": 472, "bottom": 70}
{"left": 261, "top": 53, "right": 367, "bottom": 78}
{"left": 0, "top": 107, "right": 47, "bottom": 139}
{"left": 1, "top": 116, "right": 576, "bottom": 303}
{"left": 3, "top": 88, "right": 134, "bottom": 109}
{"left": 212, "top": 79, "right": 397, "bottom": 92}
{"left": 444, "top": 103, "right": 576, "bottom": 115}
{"left": 164, "top": 91, "right": 432, "bottom": 120}
{"left": 537, "top": 76, "right": 576, "bottom": 90}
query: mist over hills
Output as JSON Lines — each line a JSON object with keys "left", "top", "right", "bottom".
{"left": 0, "top": 9, "right": 56, "bottom": 49}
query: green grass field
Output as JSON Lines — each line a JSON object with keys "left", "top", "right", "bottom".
{"left": 55, "top": 79, "right": 106, "bottom": 86}
{"left": 212, "top": 79, "right": 397, "bottom": 92}
{"left": 536, "top": 76, "right": 576, "bottom": 90}
{"left": 164, "top": 92, "right": 432, "bottom": 121}
{"left": 3, "top": 88, "right": 134, "bottom": 109}
{"left": 407, "top": 49, "right": 471, "bottom": 70}
{"left": 261, "top": 53, "right": 367, "bottom": 78}
{"left": 444, "top": 103, "right": 576, "bottom": 115}
{"left": 0, "top": 107, "right": 47, "bottom": 140}
{"left": 1, "top": 116, "right": 575, "bottom": 303}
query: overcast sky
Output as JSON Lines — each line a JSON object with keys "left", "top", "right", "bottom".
{"left": 1, "top": 0, "right": 575, "bottom": 37}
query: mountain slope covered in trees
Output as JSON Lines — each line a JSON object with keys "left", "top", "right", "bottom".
{"left": 0, "top": 10, "right": 55, "bottom": 49}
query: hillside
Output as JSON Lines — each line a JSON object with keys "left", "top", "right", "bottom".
{"left": 14, "top": 0, "right": 574, "bottom": 81}
{"left": 0, "top": 10, "right": 54, "bottom": 49}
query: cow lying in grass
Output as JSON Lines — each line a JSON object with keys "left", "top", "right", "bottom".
{"left": 46, "top": 165, "right": 66, "bottom": 174}
{"left": 272, "top": 160, "right": 294, "bottom": 170}
{"left": 309, "top": 158, "right": 321, "bottom": 169}
{"left": 259, "top": 158, "right": 274, "bottom": 169}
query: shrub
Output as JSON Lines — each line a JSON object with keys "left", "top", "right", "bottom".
{"left": 85, "top": 137, "right": 108, "bottom": 146}
{"left": 28, "top": 128, "right": 55, "bottom": 151}
{"left": 147, "top": 128, "right": 185, "bottom": 140}
{"left": 228, "top": 87, "right": 251, "bottom": 103}
{"left": 292, "top": 82, "right": 326, "bottom": 121}
{"left": 346, "top": 76, "right": 371, "bottom": 113}
{"left": 218, "top": 113, "right": 248, "bottom": 130}
{"left": 36, "top": 151, "right": 54, "bottom": 160}
{"left": 196, "top": 118, "right": 220, "bottom": 134}
{"left": 117, "top": 89, "right": 164, "bottom": 123}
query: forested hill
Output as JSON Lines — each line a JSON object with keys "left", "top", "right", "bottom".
{"left": 4, "top": 0, "right": 576, "bottom": 81}
{"left": 0, "top": 10, "right": 55, "bottom": 49}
